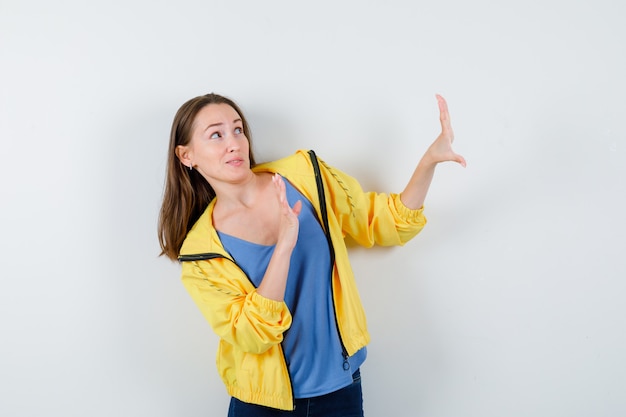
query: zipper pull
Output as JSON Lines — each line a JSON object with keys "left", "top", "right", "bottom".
{"left": 343, "top": 353, "right": 350, "bottom": 371}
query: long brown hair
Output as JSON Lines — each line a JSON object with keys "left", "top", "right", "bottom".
{"left": 158, "top": 93, "right": 257, "bottom": 260}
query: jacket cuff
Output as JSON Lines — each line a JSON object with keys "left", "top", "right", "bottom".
{"left": 392, "top": 193, "right": 426, "bottom": 223}
{"left": 250, "top": 291, "right": 289, "bottom": 314}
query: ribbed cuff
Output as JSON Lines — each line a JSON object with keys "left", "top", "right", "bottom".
{"left": 250, "top": 291, "right": 289, "bottom": 314}
{"left": 392, "top": 193, "right": 426, "bottom": 223}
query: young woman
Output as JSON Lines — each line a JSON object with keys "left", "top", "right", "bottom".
{"left": 158, "top": 93, "right": 465, "bottom": 416}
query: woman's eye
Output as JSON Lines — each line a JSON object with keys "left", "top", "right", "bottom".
{"left": 210, "top": 132, "right": 221, "bottom": 139}
{"left": 234, "top": 127, "right": 243, "bottom": 134}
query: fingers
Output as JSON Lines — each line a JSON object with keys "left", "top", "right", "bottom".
{"left": 436, "top": 94, "right": 453, "bottom": 137}
{"left": 292, "top": 200, "right": 303, "bottom": 216}
{"left": 434, "top": 95, "right": 465, "bottom": 167}
{"left": 272, "top": 173, "right": 286, "bottom": 204}
{"left": 272, "top": 174, "right": 301, "bottom": 215}
{"left": 455, "top": 153, "right": 467, "bottom": 168}
{"left": 436, "top": 94, "right": 449, "bottom": 122}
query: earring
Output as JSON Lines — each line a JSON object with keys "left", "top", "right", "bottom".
{"left": 188, "top": 164, "right": 193, "bottom": 171}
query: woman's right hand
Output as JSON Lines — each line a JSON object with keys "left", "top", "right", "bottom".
{"left": 256, "top": 174, "right": 302, "bottom": 302}
{"left": 272, "top": 174, "right": 302, "bottom": 252}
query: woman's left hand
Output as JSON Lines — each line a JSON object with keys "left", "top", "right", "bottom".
{"left": 424, "top": 94, "right": 466, "bottom": 167}
{"left": 399, "top": 94, "right": 466, "bottom": 210}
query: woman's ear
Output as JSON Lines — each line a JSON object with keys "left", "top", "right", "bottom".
{"left": 175, "top": 145, "right": 193, "bottom": 169}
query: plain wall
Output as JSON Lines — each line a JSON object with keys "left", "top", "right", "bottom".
{"left": 1, "top": 0, "right": 624, "bottom": 416}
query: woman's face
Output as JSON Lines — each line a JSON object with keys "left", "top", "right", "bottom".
{"left": 177, "top": 103, "right": 252, "bottom": 187}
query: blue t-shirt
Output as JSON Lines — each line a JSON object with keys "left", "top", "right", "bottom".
{"left": 217, "top": 177, "right": 366, "bottom": 398}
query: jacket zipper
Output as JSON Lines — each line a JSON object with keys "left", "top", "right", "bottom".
{"left": 309, "top": 150, "right": 350, "bottom": 371}
{"left": 178, "top": 252, "right": 227, "bottom": 262}
{"left": 329, "top": 256, "right": 350, "bottom": 371}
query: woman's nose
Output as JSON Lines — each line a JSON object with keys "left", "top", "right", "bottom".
{"left": 226, "top": 135, "right": 240, "bottom": 151}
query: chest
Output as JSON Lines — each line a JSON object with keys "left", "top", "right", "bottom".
{"left": 213, "top": 192, "right": 283, "bottom": 246}
{"left": 218, "top": 185, "right": 329, "bottom": 287}
{"left": 229, "top": 207, "right": 282, "bottom": 246}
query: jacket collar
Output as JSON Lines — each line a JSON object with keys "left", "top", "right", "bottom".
{"left": 179, "top": 150, "right": 318, "bottom": 259}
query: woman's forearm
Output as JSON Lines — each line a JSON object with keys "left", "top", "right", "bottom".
{"left": 256, "top": 245, "right": 293, "bottom": 302}
{"left": 400, "top": 156, "right": 437, "bottom": 210}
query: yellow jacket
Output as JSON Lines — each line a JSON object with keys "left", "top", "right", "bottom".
{"left": 179, "top": 150, "right": 427, "bottom": 410}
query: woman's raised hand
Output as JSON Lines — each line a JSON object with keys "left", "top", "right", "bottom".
{"left": 272, "top": 174, "right": 302, "bottom": 252}
{"left": 399, "top": 95, "right": 466, "bottom": 210}
{"left": 256, "top": 174, "right": 302, "bottom": 301}
{"left": 424, "top": 94, "right": 466, "bottom": 167}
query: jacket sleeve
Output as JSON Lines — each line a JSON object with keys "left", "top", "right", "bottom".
{"left": 318, "top": 158, "right": 427, "bottom": 247}
{"left": 181, "top": 259, "right": 292, "bottom": 354}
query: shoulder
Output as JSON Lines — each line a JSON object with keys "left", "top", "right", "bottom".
{"left": 254, "top": 149, "right": 324, "bottom": 205}
{"left": 253, "top": 149, "right": 313, "bottom": 173}
{"left": 254, "top": 149, "right": 318, "bottom": 188}
{"left": 179, "top": 200, "right": 223, "bottom": 257}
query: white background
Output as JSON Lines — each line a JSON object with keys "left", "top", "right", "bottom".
{"left": 1, "top": 1, "right": 624, "bottom": 416}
